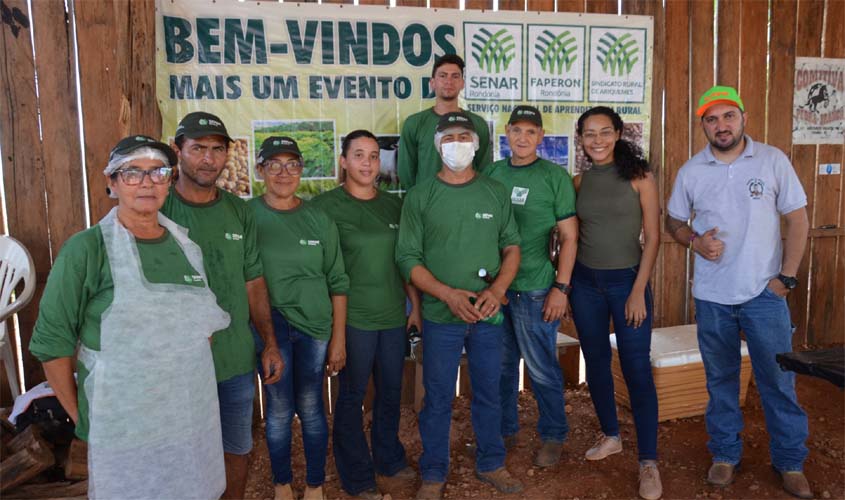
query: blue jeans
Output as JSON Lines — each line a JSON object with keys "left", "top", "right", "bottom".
{"left": 419, "top": 320, "right": 506, "bottom": 482}
{"left": 695, "top": 287, "right": 808, "bottom": 471}
{"left": 500, "top": 288, "right": 568, "bottom": 442}
{"left": 253, "top": 310, "right": 329, "bottom": 486}
{"left": 333, "top": 325, "right": 408, "bottom": 495}
{"left": 570, "top": 262, "right": 658, "bottom": 461}
{"left": 217, "top": 371, "right": 256, "bottom": 455}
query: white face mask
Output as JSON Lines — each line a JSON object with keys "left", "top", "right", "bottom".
{"left": 441, "top": 141, "right": 475, "bottom": 171}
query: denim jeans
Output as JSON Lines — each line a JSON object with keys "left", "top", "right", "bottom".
{"left": 419, "top": 320, "right": 506, "bottom": 482}
{"left": 500, "top": 288, "right": 568, "bottom": 443}
{"left": 217, "top": 371, "right": 256, "bottom": 455}
{"left": 333, "top": 325, "right": 408, "bottom": 495}
{"left": 253, "top": 309, "right": 329, "bottom": 486}
{"left": 695, "top": 287, "right": 808, "bottom": 471}
{"left": 570, "top": 261, "right": 658, "bottom": 461}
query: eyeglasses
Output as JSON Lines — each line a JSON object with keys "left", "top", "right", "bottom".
{"left": 263, "top": 160, "right": 304, "bottom": 176}
{"left": 581, "top": 130, "right": 617, "bottom": 141}
{"left": 114, "top": 167, "right": 173, "bottom": 185}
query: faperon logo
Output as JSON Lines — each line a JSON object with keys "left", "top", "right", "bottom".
{"left": 535, "top": 29, "right": 578, "bottom": 75}
{"left": 596, "top": 31, "right": 640, "bottom": 77}
{"left": 470, "top": 27, "right": 516, "bottom": 73}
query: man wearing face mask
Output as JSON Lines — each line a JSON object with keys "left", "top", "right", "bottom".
{"left": 396, "top": 112, "right": 522, "bottom": 499}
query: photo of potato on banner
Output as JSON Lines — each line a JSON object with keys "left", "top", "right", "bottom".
{"left": 156, "top": 0, "right": 653, "bottom": 197}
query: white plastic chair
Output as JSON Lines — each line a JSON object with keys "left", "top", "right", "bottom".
{"left": 0, "top": 235, "right": 36, "bottom": 399}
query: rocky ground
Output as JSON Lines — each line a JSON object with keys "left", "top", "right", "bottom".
{"left": 245, "top": 375, "right": 845, "bottom": 499}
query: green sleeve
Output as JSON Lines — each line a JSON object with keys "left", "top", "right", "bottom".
{"left": 398, "top": 117, "right": 418, "bottom": 189}
{"left": 242, "top": 203, "right": 264, "bottom": 281}
{"left": 323, "top": 218, "right": 350, "bottom": 295}
{"left": 554, "top": 169, "right": 577, "bottom": 220}
{"left": 395, "top": 189, "right": 425, "bottom": 281}
{"left": 498, "top": 189, "right": 522, "bottom": 249}
{"left": 471, "top": 115, "right": 492, "bottom": 173}
{"left": 29, "top": 232, "right": 94, "bottom": 362}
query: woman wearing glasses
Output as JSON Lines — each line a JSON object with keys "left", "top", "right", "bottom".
{"left": 29, "top": 136, "right": 229, "bottom": 499}
{"left": 249, "top": 136, "right": 349, "bottom": 500}
{"left": 570, "top": 107, "right": 662, "bottom": 500}
{"left": 312, "top": 131, "right": 420, "bottom": 499}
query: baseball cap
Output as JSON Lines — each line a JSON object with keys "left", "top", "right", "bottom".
{"left": 257, "top": 136, "right": 302, "bottom": 164}
{"left": 436, "top": 111, "right": 476, "bottom": 133}
{"left": 696, "top": 85, "right": 745, "bottom": 117}
{"left": 175, "top": 111, "right": 233, "bottom": 142}
{"left": 108, "top": 135, "right": 177, "bottom": 166}
{"left": 508, "top": 105, "right": 543, "bottom": 127}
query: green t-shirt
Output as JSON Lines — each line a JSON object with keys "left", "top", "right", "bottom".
{"left": 398, "top": 107, "right": 492, "bottom": 189}
{"left": 395, "top": 175, "right": 521, "bottom": 324}
{"left": 160, "top": 188, "right": 262, "bottom": 382}
{"left": 248, "top": 198, "right": 350, "bottom": 340}
{"left": 312, "top": 187, "right": 406, "bottom": 330}
{"left": 485, "top": 157, "right": 577, "bottom": 291}
{"left": 29, "top": 226, "right": 206, "bottom": 441}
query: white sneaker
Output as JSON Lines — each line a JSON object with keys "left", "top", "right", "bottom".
{"left": 639, "top": 462, "right": 663, "bottom": 500}
{"left": 585, "top": 433, "right": 622, "bottom": 461}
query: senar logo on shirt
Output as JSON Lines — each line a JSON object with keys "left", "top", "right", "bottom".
{"left": 474, "top": 212, "right": 494, "bottom": 220}
{"left": 225, "top": 233, "right": 243, "bottom": 241}
{"left": 183, "top": 275, "right": 204, "bottom": 283}
{"left": 388, "top": 223, "right": 399, "bottom": 230}
{"left": 299, "top": 239, "right": 321, "bottom": 246}
{"left": 511, "top": 186, "right": 530, "bottom": 205}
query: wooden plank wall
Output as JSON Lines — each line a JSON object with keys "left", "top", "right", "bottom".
{"left": 2, "top": 0, "right": 844, "bottom": 404}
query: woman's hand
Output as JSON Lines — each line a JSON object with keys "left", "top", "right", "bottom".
{"left": 624, "top": 290, "right": 647, "bottom": 329}
{"left": 543, "top": 288, "right": 570, "bottom": 322}
{"left": 326, "top": 337, "right": 346, "bottom": 375}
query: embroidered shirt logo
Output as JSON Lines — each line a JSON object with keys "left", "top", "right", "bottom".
{"left": 747, "top": 178, "right": 764, "bottom": 200}
{"left": 299, "top": 239, "right": 321, "bottom": 246}
{"left": 183, "top": 275, "right": 204, "bottom": 283}
{"left": 225, "top": 233, "right": 243, "bottom": 241}
{"left": 511, "top": 186, "right": 530, "bottom": 205}
{"left": 388, "top": 223, "right": 399, "bottom": 229}
{"left": 474, "top": 212, "right": 494, "bottom": 220}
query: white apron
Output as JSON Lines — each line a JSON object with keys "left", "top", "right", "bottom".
{"left": 79, "top": 207, "right": 230, "bottom": 500}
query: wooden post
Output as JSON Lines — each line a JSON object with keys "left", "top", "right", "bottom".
{"left": 0, "top": 431, "right": 55, "bottom": 492}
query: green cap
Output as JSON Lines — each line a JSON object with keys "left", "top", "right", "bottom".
{"left": 257, "top": 136, "right": 302, "bottom": 164}
{"left": 436, "top": 111, "right": 476, "bottom": 133}
{"left": 175, "top": 111, "right": 232, "bottom": 142}
{"left": 108, "top": 135, "right": 177, "bottom": 166}
{"left": 696, "top": 85, "right": 745, "bottom": 117}
{"left": 508, "top": 105, "right": 543, "bottom": 127}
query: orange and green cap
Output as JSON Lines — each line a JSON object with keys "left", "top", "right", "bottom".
{"left": 696, "top": 85, "right": 745, "bottom": 117}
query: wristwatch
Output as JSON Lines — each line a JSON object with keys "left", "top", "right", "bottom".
{"left": 777, "top": 274, "right": 799, "bottom": 290}
{"left": 552, "top": 281, "right": 573, "bottom": 295}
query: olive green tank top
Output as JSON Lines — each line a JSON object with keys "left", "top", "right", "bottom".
{"left": 576, "top": 164, "right": 642, "bottom": 269}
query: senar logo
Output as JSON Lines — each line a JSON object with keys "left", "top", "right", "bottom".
{"left": 596, "top": 32, "right": 640, "bottom": 77}
{"left": 471, "top": 27, "right": 516, "bottom": 73}
{"left": 474, "top": 212, "right": 494, "bottom": 220}
{"left": 535, "top": 29, "right": 578, "bottom": 75}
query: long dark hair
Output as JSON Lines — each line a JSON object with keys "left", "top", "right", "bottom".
{"left": 576, "top": 106, "right": 650, "bottom": 180}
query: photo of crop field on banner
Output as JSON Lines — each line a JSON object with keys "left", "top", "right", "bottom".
{"left": 156, "top": 0, "right": 653, "bottom": 197}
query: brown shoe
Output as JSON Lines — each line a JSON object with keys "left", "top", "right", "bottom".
{"left": 415, "top": 481, "right": 445, "bottom": 500}
{"left": 706, "top": 462, "right": 736, "bottom": 487}
{"left": 534, "top": 441, "right": 564, "bottom": 467}
{"left": 475, "top": 466, "right": 524, "bottom": 494}
{"left": 780, "top": 471, "right": 813, "bottom": 499}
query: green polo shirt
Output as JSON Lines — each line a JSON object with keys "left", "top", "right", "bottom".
{"left": 395, "top": 174, "right": 520, "bottom": 324}
{"left": 160, "top": 188, "right": 262, "bottom": 382}
{"left": 29, "top": 226, "right": 206, "bottom": 441}
{"left": 485, "top": 157, "right": 576, "bottom": 291}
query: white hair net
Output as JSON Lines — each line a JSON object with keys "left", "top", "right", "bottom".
{"left": 434, "top": 127, "right": 480, "bottom": 155}
{"left": 103, "top": 147, "right": 171, "bottom": 199}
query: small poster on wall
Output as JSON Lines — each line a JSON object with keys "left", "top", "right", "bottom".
{"left": 792, "top": 57, "right": 845, "bottom": 145}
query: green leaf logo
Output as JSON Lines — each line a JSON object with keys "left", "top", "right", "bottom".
{"left": 596, "top": 32, "right": 640, "bottom": 76}
{"left": 535, "top": 30, "right": 578, "bottom": 75}
{"left": 471, "top": 27, "right": 516, "bottom": 73}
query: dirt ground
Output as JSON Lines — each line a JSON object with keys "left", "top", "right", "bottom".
{"left": 245, "top": 376, "right": 845, "bottom": 500}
